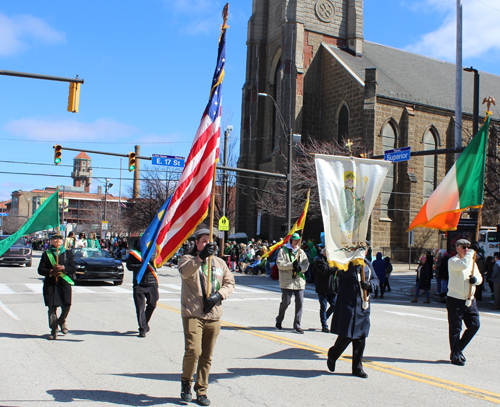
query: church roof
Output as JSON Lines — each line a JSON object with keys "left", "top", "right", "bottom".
{"left": 74, "top": 152, "right": 91, "bottom": 160}
{"left": 324, "top": 41, "right": 500, "bottom": 119}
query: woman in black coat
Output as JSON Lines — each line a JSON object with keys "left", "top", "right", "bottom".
{"left": 411, "top": 256, "right": 432, "bottom": 303}
{"left": 327, "top": 261, "right": 379, "bottom": 378}
{"left": 38, "top": 234, "right": 76, "bottom": 340}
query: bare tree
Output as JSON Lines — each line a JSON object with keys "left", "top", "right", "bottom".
{"left": 255, "top": 137, "right": 371, "bottom": 219}
{"left": 125, "top": 165, "right": 179, "bottom": 233}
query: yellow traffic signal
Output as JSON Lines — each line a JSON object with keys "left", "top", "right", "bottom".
{"left": 54, "top": 145, "right": 62, "bottom": 165}
{"left": 67, "top": 82, "right": 81, "bottom": 113}
{"left": 128, "top": 152, "right": 136, "bottom": 171}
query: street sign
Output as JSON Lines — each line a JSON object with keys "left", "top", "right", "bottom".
{"left": 102, "top": 221, "right": 108, "bottom": 230}
{"left": 384, "top": 146, "right": 411, "bottom": 162}
{"left": 218, "top": 216, "right": 230, "bottom": 231}
{"left": 0, "top": 213, "right": 8, "bottom": 216}
{"left": 152, "top": 154, "right": 185, "bottom": 168}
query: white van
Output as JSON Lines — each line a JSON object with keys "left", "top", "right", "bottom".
{"left": 478, "top": 227, "right": 500, "bottom": 258}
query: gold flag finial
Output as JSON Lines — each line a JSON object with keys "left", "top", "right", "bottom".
{"left": 482, "top": 96, "right": 495, "bottom": 116}
{"left": 222, "top": 3, "right": 229, "bottom": 29}
{"left": 345, "top": 139, "right": 354, "bottom": 156}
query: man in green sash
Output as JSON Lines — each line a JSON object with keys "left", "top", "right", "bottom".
{"left": 38, "top": 234, "right": 76, "bottom": 340}
{"left": 275, "top": 233, "right": 310, "bottom": 333}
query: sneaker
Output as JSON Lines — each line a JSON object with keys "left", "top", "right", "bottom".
{"left": 181, "top": 381, "right": 192, "bottom": 402}
{"left": 196, "top": 394, "right": 210, "bottom": 406}
{"left": 275, "top": 321, "right": 282, "bottom": 331}
{"left": 292, "top": 327, "right": 304, "bottom": 334}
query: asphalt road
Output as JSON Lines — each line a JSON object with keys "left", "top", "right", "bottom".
{"left": 0, "top": 253, "right": 499, "bottom": 406}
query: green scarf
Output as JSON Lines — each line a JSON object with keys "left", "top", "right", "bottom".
{"left": 46, "top": 247, "right": 74, "bottom": 286}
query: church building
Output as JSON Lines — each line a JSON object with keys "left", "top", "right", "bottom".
{"left": 236, "top": 0, "right": 500, "bottom": 259}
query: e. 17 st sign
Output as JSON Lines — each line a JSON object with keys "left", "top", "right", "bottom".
{"left": 384, "top": 146, "right": 411, "bottom": 163}
{"left": 152, "top": 154, "right": 185, "bottom": 168}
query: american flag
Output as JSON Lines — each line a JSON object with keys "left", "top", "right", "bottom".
{"left": 153, "top": 21, "right": 227, "bottom": 267}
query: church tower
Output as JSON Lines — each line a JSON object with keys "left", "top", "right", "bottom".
{"left": 71, "top": 152, "right": 93, "bottom": 192}
{"left": 237, "top": 0, "right": 363, "bottom": 238}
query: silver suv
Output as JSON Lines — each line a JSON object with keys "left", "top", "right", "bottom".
{"left": 0, "top": 236, "right": 32, "bottom": 267}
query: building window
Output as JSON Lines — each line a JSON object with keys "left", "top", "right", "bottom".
{"left": 380, "top": 122, "right": 397, "bottom": 219}
{"left": 423, "top": 129, "right": 438, "bottom": 203}
{"left": 338, "top": 105, "right": 349, "bottom": 143}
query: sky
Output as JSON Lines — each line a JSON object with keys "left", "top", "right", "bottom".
{"left": 1, "top": 0, "right": 499, "bottom": 203}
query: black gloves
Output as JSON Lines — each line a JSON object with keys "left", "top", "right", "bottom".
{"left": 203, "top": 292, "right": 222, "bottom": 313}
{"left": 199, "top": 243, "right": 216, "bottom": 261}
{"left": 469, "top": 276, "right": 477, "bottom": 285}
{"left": 360, "top": 281, "right": 372, "bottom": 293}
{"left": 292, "top": 259, "right": 300, "bottom": 272}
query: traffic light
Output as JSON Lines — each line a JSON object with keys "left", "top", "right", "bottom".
{"left": 54, "top": 145, "right": 62, "bottom": 165}
{"left": 67, "top": 82, "right": 81, "bottom": 113}
{"left": 128, "top": 152, "right": 136, "bottom": 171}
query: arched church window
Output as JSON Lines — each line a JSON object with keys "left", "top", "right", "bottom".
{"left": 380, "top": 121, "right": 397, "bottom": 219}
{"left": 423, "top": 129, "right": 438, "bottom": 203}
{"left": 338, "top": 105, "right": 349, "bottom": 143}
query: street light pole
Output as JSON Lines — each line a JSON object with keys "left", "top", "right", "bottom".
{"left": 464, "top": 66, "right": 480, "bottom": 135}
{"left": 258, "top": 93, "right": 293, "bottom": 231}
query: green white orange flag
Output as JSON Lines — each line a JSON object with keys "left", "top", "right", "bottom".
{"left": 262, "top": 190, "right": 310, "bottom": 259}
{"left": 0, "top": 188, "right": 60, "bottom": 257}
{"left": 408, "top": 114, "right": 491, "bottom": 232}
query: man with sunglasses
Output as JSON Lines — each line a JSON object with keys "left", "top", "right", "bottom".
{"left": 446, "top": 238, "right": 482, "bottom": 366}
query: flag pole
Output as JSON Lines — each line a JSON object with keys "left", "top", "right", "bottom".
{"left": 206, "top": 165, "right": 218, "bottom": 298}
{"left": 55, "top": 225, "right": 60, "bottom": 282}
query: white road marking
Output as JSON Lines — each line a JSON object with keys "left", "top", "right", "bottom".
{"left": 0, "top": 284, "right": 16, "bottom": 294}
{"left": 0, "top": 300, "right": 19, "bottom": 320}
{"left": 24, "top": 284, "right": 43, "bottom": 293}
{"left": 385, "top": 310, "right": 447, "bottom": 321}
{"left": 102, "top": 286, "right": 133, "bottom": 293}
{"left": 72, "top": 286, "right": 98, "bottom": 293}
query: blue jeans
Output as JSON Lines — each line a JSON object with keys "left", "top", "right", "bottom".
{"left": 318, "top": 292, "right": 336, "bottom": 329}
{"left": 441, "top": 280, "right": 448, "bottom": 295}
{"left": 415, "top": 281, "right": 430, "bottom": 299}
{"left": 436, "top": 278, "right": 442, "bottom": 294}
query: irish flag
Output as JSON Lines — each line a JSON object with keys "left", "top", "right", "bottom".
{"left": 408, "top": 114, "right": 491, "bottom": 232}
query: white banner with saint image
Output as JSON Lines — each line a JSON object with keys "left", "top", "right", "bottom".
{"left": 315, "top": 154, "right": 390, "bottom": 270}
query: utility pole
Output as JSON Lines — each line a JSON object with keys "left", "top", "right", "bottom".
{"left": 221, "top": 125, "right": 233, "bottom": 251}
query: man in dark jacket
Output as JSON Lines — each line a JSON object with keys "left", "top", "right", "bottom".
{"left": 38, "top": 234, "right": 76, "bottom": 340}
{"left": 327, "top": 261, "right": 379, "bottom": 378}
{"left": 313, "top": 248, "right": 337, "bottom": 332}
{"left": 372, "top": 252, "right": 386, "bottom": 298}
{"left": 126, "top": 245, "right": 159, "bottom": 338}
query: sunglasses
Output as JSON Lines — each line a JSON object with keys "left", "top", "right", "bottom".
{"left": 459, "top": 245, "right": 470, "bottom": 249}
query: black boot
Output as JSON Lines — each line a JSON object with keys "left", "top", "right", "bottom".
{"left": 181, "top": 381, "right": 192, "bottom": 402}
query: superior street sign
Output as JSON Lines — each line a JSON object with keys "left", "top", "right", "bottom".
{"left": 384, "top": 146, "right": 411, "bottom": 162}
{"left": 152, "top": 154, "right": 185, "bottom": 168}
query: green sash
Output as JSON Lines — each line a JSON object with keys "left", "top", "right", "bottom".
{"left": 283, "top": 246, "right": 306, "bottom": 280}
{"left": 46, "top": 248, "right": 75, "bottom": 286}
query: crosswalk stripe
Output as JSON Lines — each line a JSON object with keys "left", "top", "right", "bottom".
{"left": 72, "top": 286, "right": 98, "bottom": 294}
{"left": 160, "top": 284, "right": 182, "bottom": 291}
{"left": 102, "top": 286, "right": 133, "bottom": 293}
{"left": 24, "top": 284, "right": 43, "bottom": 293}
{"left": 0, "top": 284, "right": 16, "bottom": 294}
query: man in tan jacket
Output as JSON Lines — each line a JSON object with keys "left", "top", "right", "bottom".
{"left": 178, "top": 229, "right": 235, "bottom": 406}
{"left": 275, "top": 233, "right": 310, "bottom": 333}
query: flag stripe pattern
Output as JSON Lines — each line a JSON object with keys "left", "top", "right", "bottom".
{"left": 263, "top": 190, "right": 310, "bottom": 259}
{"left": 154, "top": 27, "right": 226, "bottom": 267}
{"left": 408, "top": 114, "right": 490, "bottom": 232}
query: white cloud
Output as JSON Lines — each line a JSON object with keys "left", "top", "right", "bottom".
{"left": 0, "top": 13, "right": 65, "bottom": 57}
{"left": 405, "top": 0, "right": 500, "bottom": 62}
{"left": 5, "top": 118, "right": 139, "bottom": 141}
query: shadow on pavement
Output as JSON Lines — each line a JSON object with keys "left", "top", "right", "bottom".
{"left": 47, "top": 389, "right": 182, "bottom": 405}
{"left": 0, "top": 332, "right": 83, "bottom": 342}
{"left": 68, "top": 330, "right": 138, "bottom": 337}
{"left": 252, "top": 347, "right": 324, "bottom": 360}
{"left": 365, "top": 356, "right": 450, "bottom": 365}
{"left": 116, "top": 368, "right": 329, "bottom": 383}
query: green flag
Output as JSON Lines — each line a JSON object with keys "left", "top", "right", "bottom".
{"left": 0, "top": 189, "right": 60, "bottom": 257}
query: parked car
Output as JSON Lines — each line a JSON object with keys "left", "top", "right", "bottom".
{"left": 71, "top": 248, "right": 124, "bottom": 285}
{"left": 0, "top": 235, "right": 32, "bottom": 267}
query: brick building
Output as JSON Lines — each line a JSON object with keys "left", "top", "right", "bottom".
{"left": 236, "top": 0, "right": 500, "bottom": 259}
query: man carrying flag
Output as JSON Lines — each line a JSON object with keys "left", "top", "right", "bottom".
{"left": 408, "top": 110, "right": 492, "bottom": 366}
{"left": 275, "top": 232, "right": 310, "bottom": 333}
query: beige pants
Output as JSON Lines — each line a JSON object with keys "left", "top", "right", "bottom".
{"left": 181, "top": 317, "right": 221, "bottom": 396}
